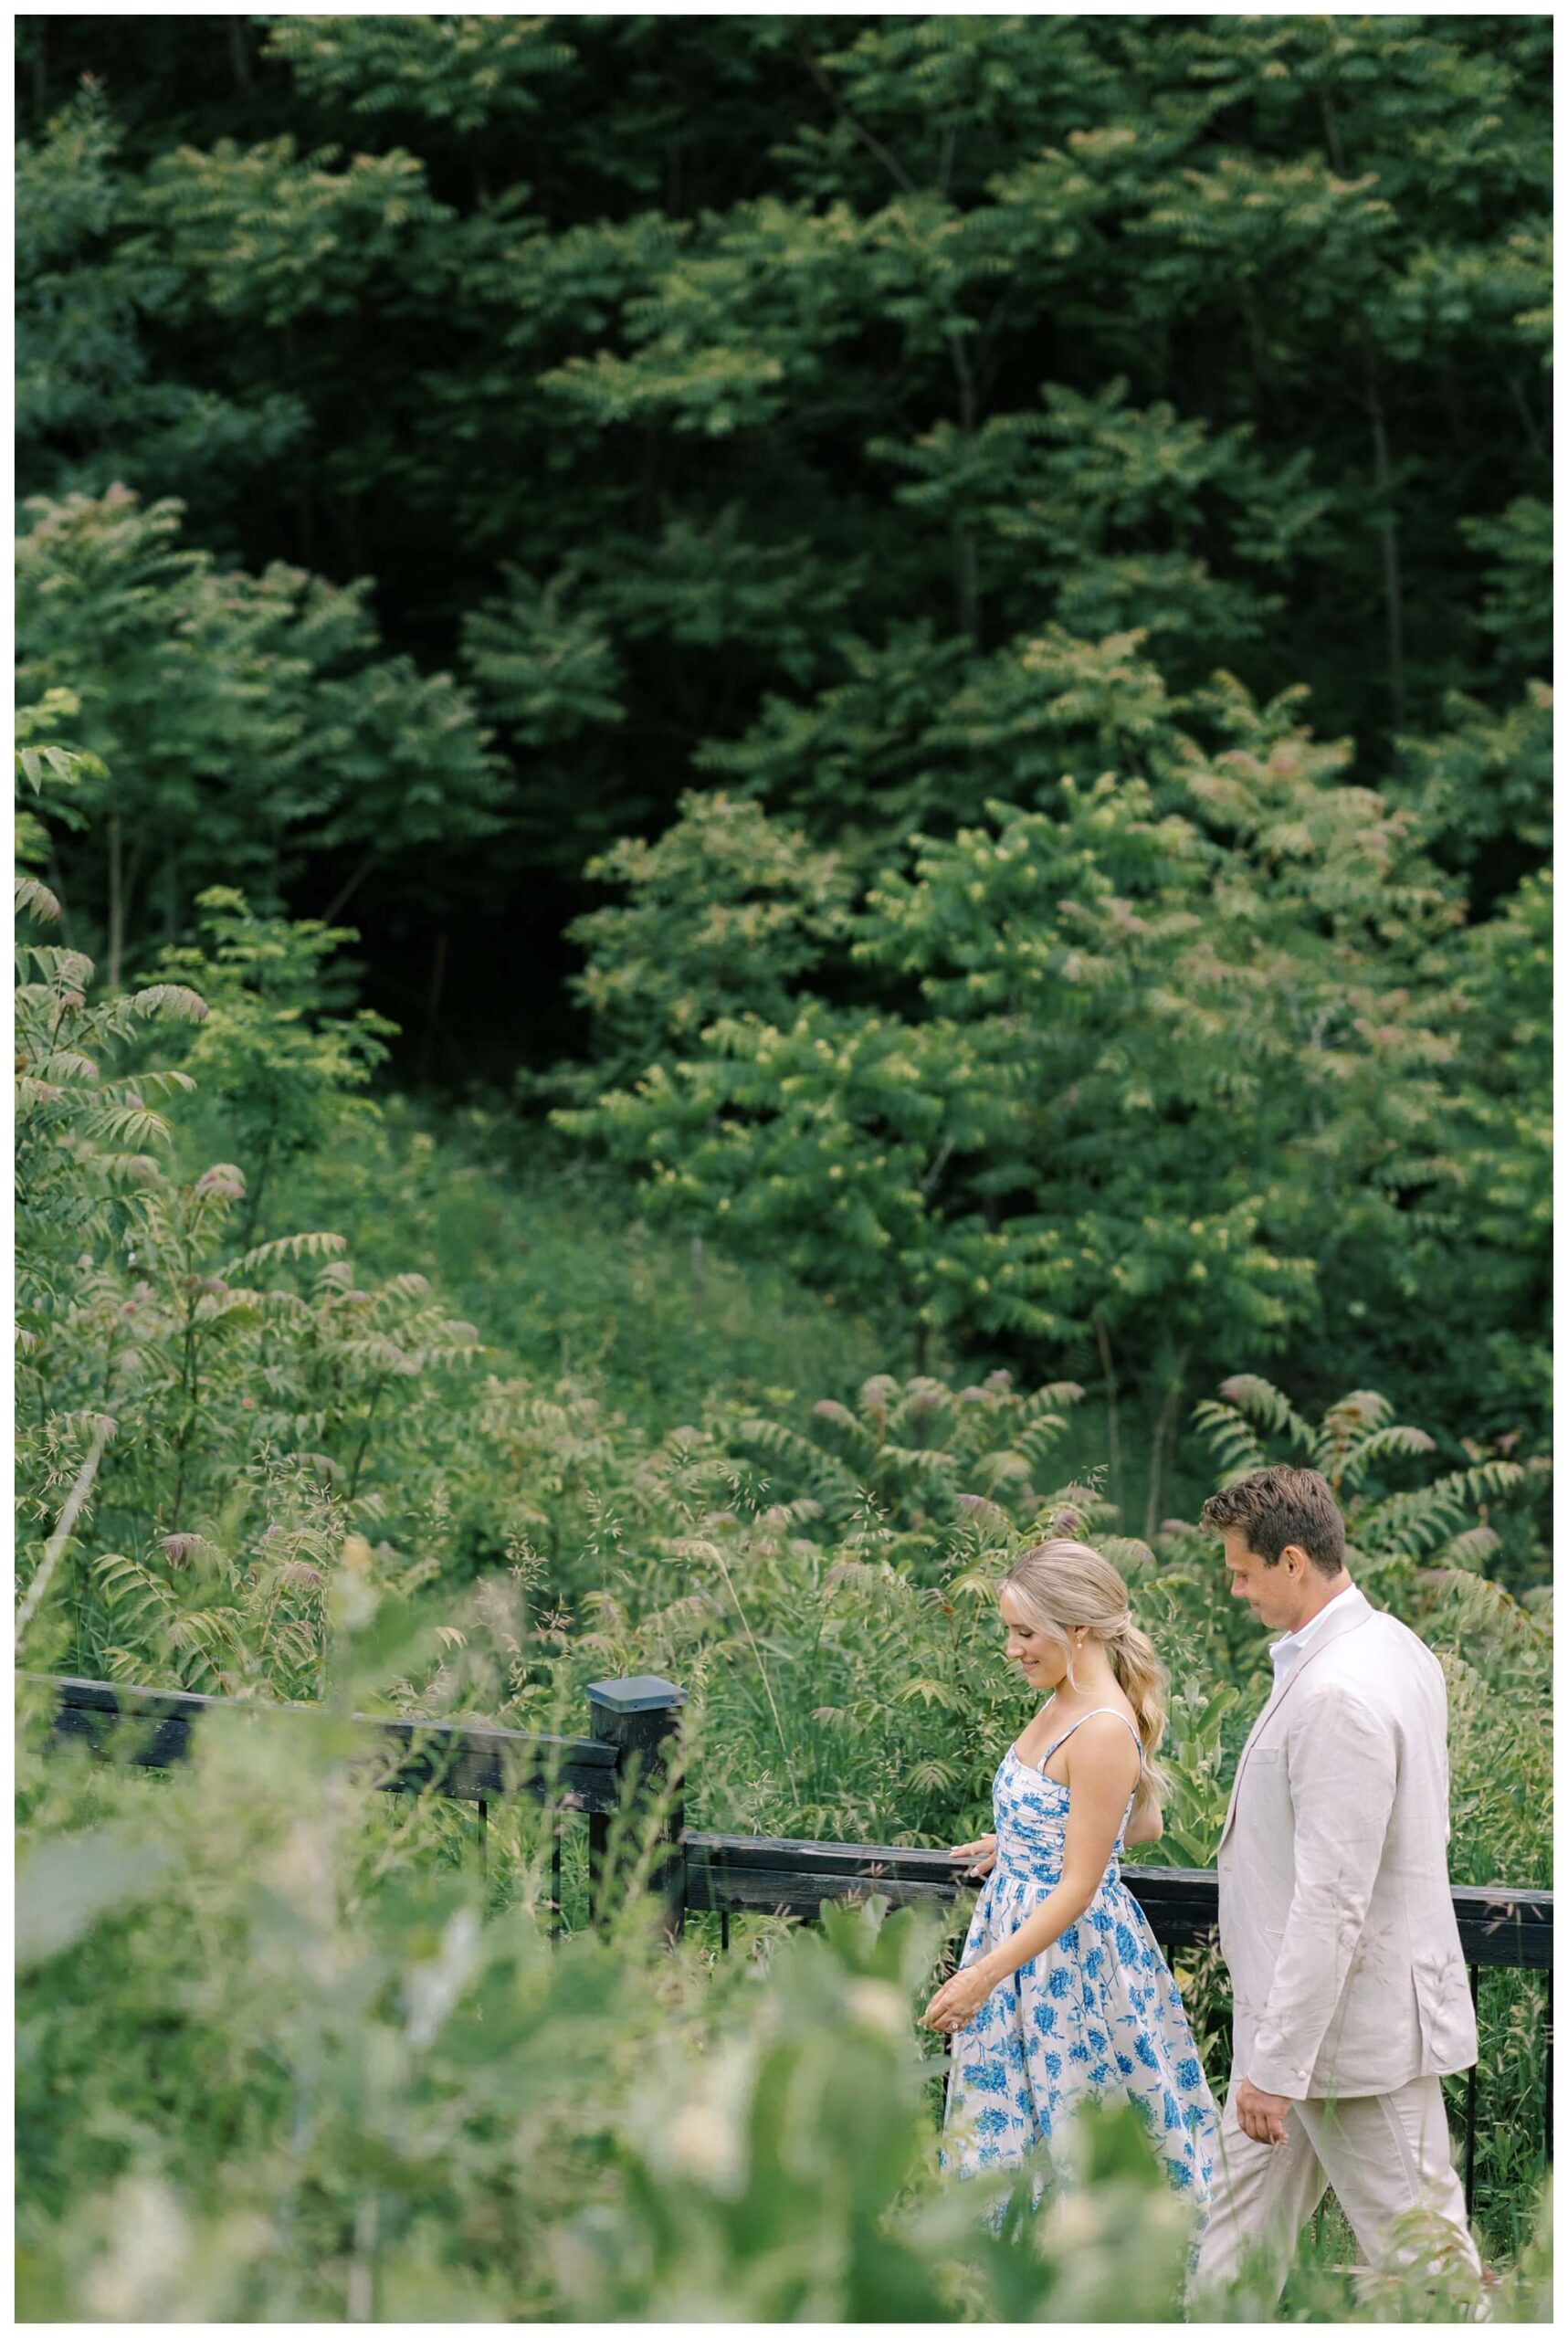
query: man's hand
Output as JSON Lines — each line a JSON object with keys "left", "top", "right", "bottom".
{"left": 1235, "top": 2075, "right": 1292, "bottom": 2146}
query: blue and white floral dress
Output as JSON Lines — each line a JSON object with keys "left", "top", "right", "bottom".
{"left": 941, "top": 1707, "right": 1216, "bottom": 2217}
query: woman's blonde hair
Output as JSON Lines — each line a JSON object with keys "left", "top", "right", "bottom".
{"left": 1002, "top": 1537, "right": 1169, "bottom": 1827}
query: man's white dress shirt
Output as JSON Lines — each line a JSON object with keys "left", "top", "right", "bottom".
{"left": 1268, "top": 1581, "right": 1359, "bottom": 1686}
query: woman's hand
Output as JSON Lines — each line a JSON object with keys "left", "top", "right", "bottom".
{"left": 948, "top": 1833, "right": 997, "bottom": 1880}
{"left": 921, "top": 1955, "right": 1002, "bottom": 2037}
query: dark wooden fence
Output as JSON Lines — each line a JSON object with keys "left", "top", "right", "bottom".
{"left": 30, "top": 1669, "right": 1552, "bottom": 2217}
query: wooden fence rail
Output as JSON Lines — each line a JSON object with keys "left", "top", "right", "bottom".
{"left": 27, "top": 1669, "right": 1552, "bottom": 2217}
{"left": 679, "top": 1827, "right": 1553, "bottom": 1969}
{"left": 38, "top": 1670, "right": 624, "bottom": 1806}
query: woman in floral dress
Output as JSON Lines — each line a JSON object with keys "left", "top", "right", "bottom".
{"left": 922, "top": 1538, "right": 1216, "bottom": 2221}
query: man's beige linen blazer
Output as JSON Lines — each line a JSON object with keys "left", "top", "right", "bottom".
{"left": 1215, "top": 1584, "right": 1479, "bottom": 2101}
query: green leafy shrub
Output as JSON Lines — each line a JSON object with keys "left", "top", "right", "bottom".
{"left": 14, "top": 909, "right": 481, "bottom": 1683}
{"left": 136, "top": 888, "right": 395, "bottom": 1245}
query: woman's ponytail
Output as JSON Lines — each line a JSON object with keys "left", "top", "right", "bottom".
{"left": 1106, "top": 1613, "right": 1170, "bottom": 1830}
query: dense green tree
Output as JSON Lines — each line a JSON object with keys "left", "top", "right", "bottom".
{"left": 15, "top": 84, "right": 310, "bottom": 523}
{"left": 560, "top": 651, "right": 1479, "bottom": 1449}
{"left": 560, "top": 791, "right": 855, "bottom": 1093}
{"left": 1409, "top": 871, "right": 1552, "bottom": 1441}
{"left": 16, "top": 489, "right": 504, "bottom": 981}
{"left": 16, "top": 16, "right": 1550, "bottom": 927}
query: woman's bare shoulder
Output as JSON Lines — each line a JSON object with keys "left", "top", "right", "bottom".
{"left": 1065, "top": 1706, "right": 1142, "bottom": 1768}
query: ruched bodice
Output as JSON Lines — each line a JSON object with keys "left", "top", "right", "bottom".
{"left": 991, "top": 1743, "right": 1127, "bottom": 1889}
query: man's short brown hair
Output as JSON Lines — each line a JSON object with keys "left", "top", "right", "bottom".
{"left": 1199, "top": 1465, "right": 1347, "bottom": 1577}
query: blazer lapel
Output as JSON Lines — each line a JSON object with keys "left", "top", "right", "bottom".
{"left": 1218, "top": 1587, "right": 1374, "bottom": 1851}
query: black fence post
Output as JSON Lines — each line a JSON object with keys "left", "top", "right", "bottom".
{"left": 585, "top": 1676, "right": 688, "bottom": 1943}
{"left": 1465, "top": 1964, "right": 1480, "bottom": 2220}
{"left": 1546, "top": 1970, "right": 1554, "bottom": 2166}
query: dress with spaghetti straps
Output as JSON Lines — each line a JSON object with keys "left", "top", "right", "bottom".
{"left": 940, "top": 1705, "right": 1217, "bottom": 2218}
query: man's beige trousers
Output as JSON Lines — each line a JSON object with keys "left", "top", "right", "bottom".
{"left": 1193, "top": 2073, "right": 1484, "bottom": 2308}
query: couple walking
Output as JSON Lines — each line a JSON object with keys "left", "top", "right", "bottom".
{"left": 923, "top": 1463, "right": 1485, "bottom": 2310}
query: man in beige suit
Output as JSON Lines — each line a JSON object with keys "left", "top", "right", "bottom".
{"left": 1191, "top": 1464, "right": 1485, "bottom": 2309}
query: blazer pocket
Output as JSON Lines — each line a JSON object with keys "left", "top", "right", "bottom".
{"left": 1412, "top": 1948, "right": 1476, "bottom": 2069}
{"left": 1238, "top": 1746, "right": 1291, "bottom": 1859}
